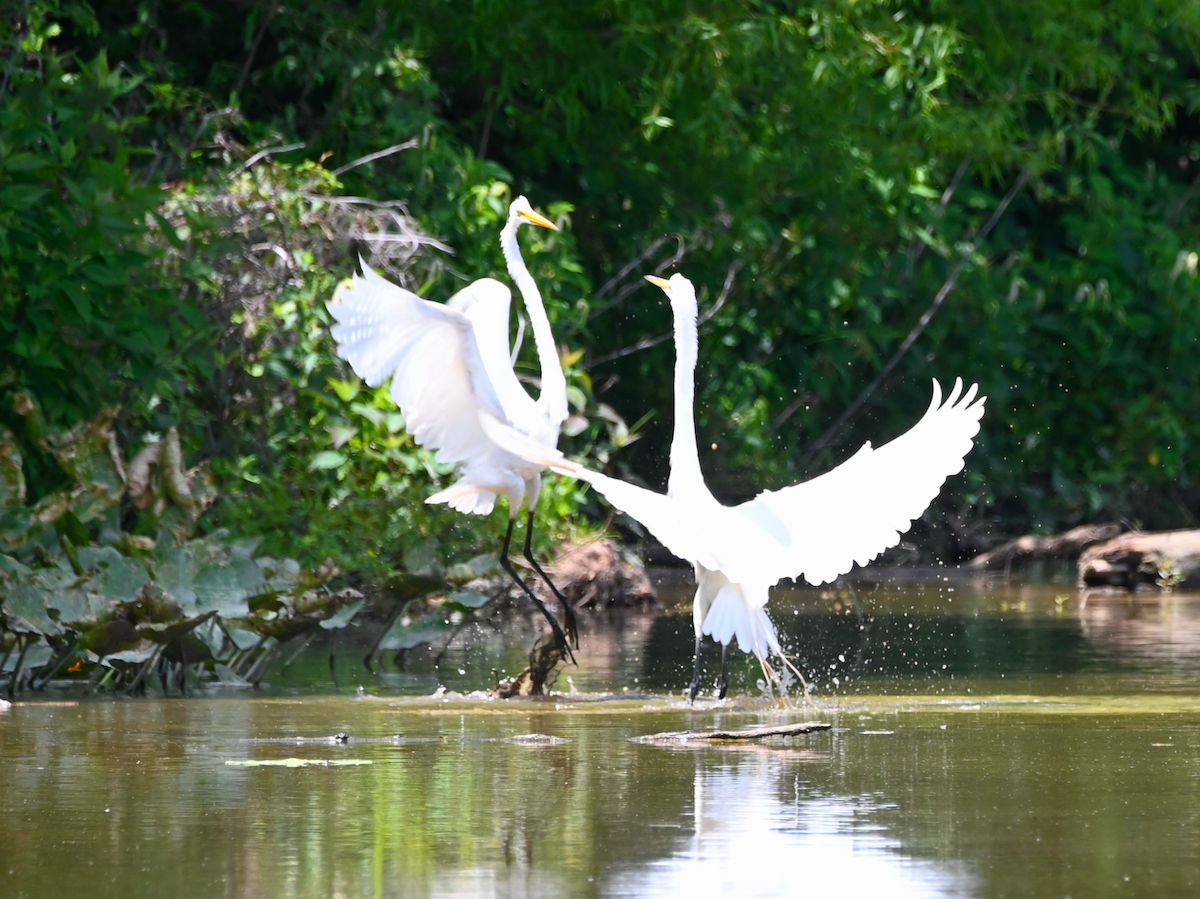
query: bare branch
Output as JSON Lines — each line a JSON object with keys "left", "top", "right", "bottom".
{"left": 584, "top": 260, "right": 739, "bottom": 369}
{"left": 330, "top": 139, "right": 419, "bottom": 177}
{"left": 229, "top": 141, "right": 306, "bottom": 177}
{"left": 800, "top": 169, "right": 1029, "bottom": 468}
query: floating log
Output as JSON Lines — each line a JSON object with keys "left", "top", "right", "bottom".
{"left": 968, "top": 523, "right": 1123, "bottom": 570}
{"left": 1078, "top": 529, "right": 1200, "bottom": 589}
{"left": 633, "top": 721, "right": 831, "bottom": 744}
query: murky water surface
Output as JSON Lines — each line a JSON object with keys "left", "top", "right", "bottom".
{"left": 4, "top": 577, "right": 1200, "bottom": 898}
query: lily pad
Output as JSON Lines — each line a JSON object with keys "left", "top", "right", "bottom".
{"left": 446, "top": 589, "right": 491, "bottom": 611}
{"left": 82, "top": 548, "right": 151, "bottom": 602}
{"left": 194, "top": 559, "right": 266, "bottom": 617}
{"left": 318, "top": 596, "right": 366, "bottom": 630}
{"left": 379, "top": 612, "right": 449, "bottom": 651}
{"left": 4, "top": 585, "right": 63, "bottom": 636}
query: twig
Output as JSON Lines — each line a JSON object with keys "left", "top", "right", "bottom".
{"left": 697, "top": 260, "right": 741, "bottom": 325}
{"left": 583, "top": 260, "right": 740, "bottom": 369}
{"left": 331, "top": 139, "right": 419, "bottom": 177}
{"left": 800, "top": 169, "right": 1029, "bottom": 467}
{"left": 229, "top": 142, "right": 307, "bottom": 177}
{"left": 235, "top": 1, "right": 278, "bottom": 98}
{"left": 905, "top": 159, "right": 970, "bottom": 280}
{"left": 594, "top": 235, "right": 674, "bottom": 301}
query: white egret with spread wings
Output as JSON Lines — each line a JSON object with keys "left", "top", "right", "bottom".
{"left": 482, "top": 272, "right": 985, "bottom": 700}
{"left": 326, "top": 197, "right": 578, "bottom": 654}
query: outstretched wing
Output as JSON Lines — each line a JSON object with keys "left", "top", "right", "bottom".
{"left": 448, "top": 279, "right": 543, "bottom": 437}
{"left": 327, "top": 265, "right": 507, "bottom": 465}
{"left": 733, "top": 378, "right": 985, "bottom": 585}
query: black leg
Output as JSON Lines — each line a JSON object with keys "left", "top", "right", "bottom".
{"left": 687, "top": 635, "right": 705, "bottom": 704}
{"left": 499, "top": 517, "right": 575, "bottom": 664}
{"left": 717, "top": 644, "right": 729, "bottom": 699}
{"left": 522, "top": 509, "right": 579, "bottom": 649}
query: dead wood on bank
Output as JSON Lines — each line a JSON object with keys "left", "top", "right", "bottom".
{"left": 632, "top": 721, "right": 831, "bottom": 744}
{"left": 967, "top": 523, "right": 1123, "bottom": 570}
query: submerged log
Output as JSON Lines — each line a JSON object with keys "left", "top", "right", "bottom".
{"left": 537, "top": 538, "right": 657, "bottom": 610}
{"left": 968, "top": 523, "right": 1123, "bottom": 570}
{"left": 633, "top": 721, "right": 831, "bottom": 744}
{"left": 1078, "top": 530, "right": 1200, "bottom": 589}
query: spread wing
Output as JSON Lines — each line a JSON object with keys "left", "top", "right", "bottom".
{"left": 327, "top": 265, "right": 508, "bottom": 465}
{"left": 734, "top": 378, "right": 985, "bottom": 585}
{"left": 448, "top": 279, "right": 544, "bottom": 438}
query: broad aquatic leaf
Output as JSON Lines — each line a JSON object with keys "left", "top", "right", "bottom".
{"left": 318, "top": 596, "right": 365, "bottom": 630}
{"left": 101, "top": 646, "right": 156, "bottom": 666}
{"left": 155, "top": 546, "right": 199, "bottom": 612}
{"left": 258, "top": 556, "right": 301, "bottom": 590}
{"left": 193, "top": 560, "right": 265, "bottom": 618}
{"left": 223, "top": 627, "right": 262, "bottom": 650}
{"left": 446, "top": 589, "right": 491, "bottom": 610}
{"left": 1, "top": 642, "right": 52, "bottom": 672}
{"left": 229, "top": 536, "right": 264, "bottom": 561}
{"left": 379, "top": 612, "right": 449, "bottom": 651}
{"left": 3, "top": 585, "right": 63, "bottom": 635}
{"left": 46, "top": 587, "right": 99, "bottom": 627}
{"left": 83, "top": 549, "right": 152, "bottom": 602}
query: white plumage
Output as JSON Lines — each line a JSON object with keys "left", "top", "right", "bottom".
{"left": 326, "top": 197, "right": 579, "bottom": 651}
{"left": 481, "top": 272, "right": 985, "bottom": 698}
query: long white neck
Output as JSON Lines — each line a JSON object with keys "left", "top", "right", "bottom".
{"left": 666, "top": 292, "right": 706, "bottom": 499}
{"left": 501, "top": 214, "right": 568, "bottom": 427}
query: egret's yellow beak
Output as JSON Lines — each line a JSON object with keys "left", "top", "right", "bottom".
{"left": 518, "top": 208, "right": 559, "bottom": 231}
{"left": 644, "top": 275, "right": 671, "bottom": 290}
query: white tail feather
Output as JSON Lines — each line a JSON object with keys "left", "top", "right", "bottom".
{"left": 701, "top": 585, "right": 780, "bottom": 659}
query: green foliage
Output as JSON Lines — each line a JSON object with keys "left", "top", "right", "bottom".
{"left": 10, "top": 0, "right": 1200, "bottom": 576}
{"left": 0, "top": 402, "right": 363, "bottom": 695}
{"left": 0, "top": 21, "right": 213, "bottom": 495}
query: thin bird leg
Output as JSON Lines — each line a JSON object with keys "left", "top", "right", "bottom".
{"left": 522, "top": 508, "right": 579, "bottom": 649}
{"left": 717, "top": 644, "right": 729, "bottom": 699}
{"left": 756, "top": 655, "right": 779, "bottom": 701}
{"left": 687, "top": 636, "right": 705, "bottom": 704}
{"left": 499, "top": 517, "right": 575, "bottom": 664}
{"left": 779, "top": 653, "right": 818, "bottom": 710}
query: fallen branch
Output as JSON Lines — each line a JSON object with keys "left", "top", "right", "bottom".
{"left": 633, "top": 721, "right": 830, "bottom": 744}
{"left": 967, "top": 523, "right": 1123, "bottom": 570}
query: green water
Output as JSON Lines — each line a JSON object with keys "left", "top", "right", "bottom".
{"left": 3, "top": 580, "right": 1200, "bottom": 898}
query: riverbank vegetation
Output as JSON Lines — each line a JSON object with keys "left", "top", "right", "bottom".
{"left": 5, "top": 1, "right": 1200, "bottom": 684}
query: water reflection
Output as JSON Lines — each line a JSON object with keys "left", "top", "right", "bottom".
{"left": 8, "top": 581, "right": 1200, "bottom": 898}
{"left": 252, "top": 579, "right": 1200, "bottom": 701}
{"left": 1079, "top": 590, "right": 1200, "bottom": 665}
{"left": 606, "top": 753, "right": 977, "bottom": 899}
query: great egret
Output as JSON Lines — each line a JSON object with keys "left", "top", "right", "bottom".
{"left": 481, "top": 272, "right": 985, "bottom": 701}
{"left": 326, "top": 196, "right": 578, "bottom": 653}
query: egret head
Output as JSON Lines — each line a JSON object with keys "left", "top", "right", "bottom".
{"left": 510, "top": 195, "right": 559, "bottom": 231}
{"left": 644, "top": 273, "right": 696, "bottom": 313}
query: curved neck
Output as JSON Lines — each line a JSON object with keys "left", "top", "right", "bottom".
{"left": 667, "top": 295, "right": 706, "bottom": 498}
{"left": 501, "top": 215, "right": 568, "bottom": 426}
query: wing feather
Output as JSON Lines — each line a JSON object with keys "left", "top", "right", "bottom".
{"left": 448, "top": 279, "right": 544, "bottom": 437}
{"left": 732, "top": 378, "right": 985, "bottom": 585}
{"left": 327, "top": 266, "right": 508, "bottom": 466}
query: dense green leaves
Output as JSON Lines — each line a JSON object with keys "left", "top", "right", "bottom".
{"left": 6, "top": 0, "right": 1200, "bottom": 582}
